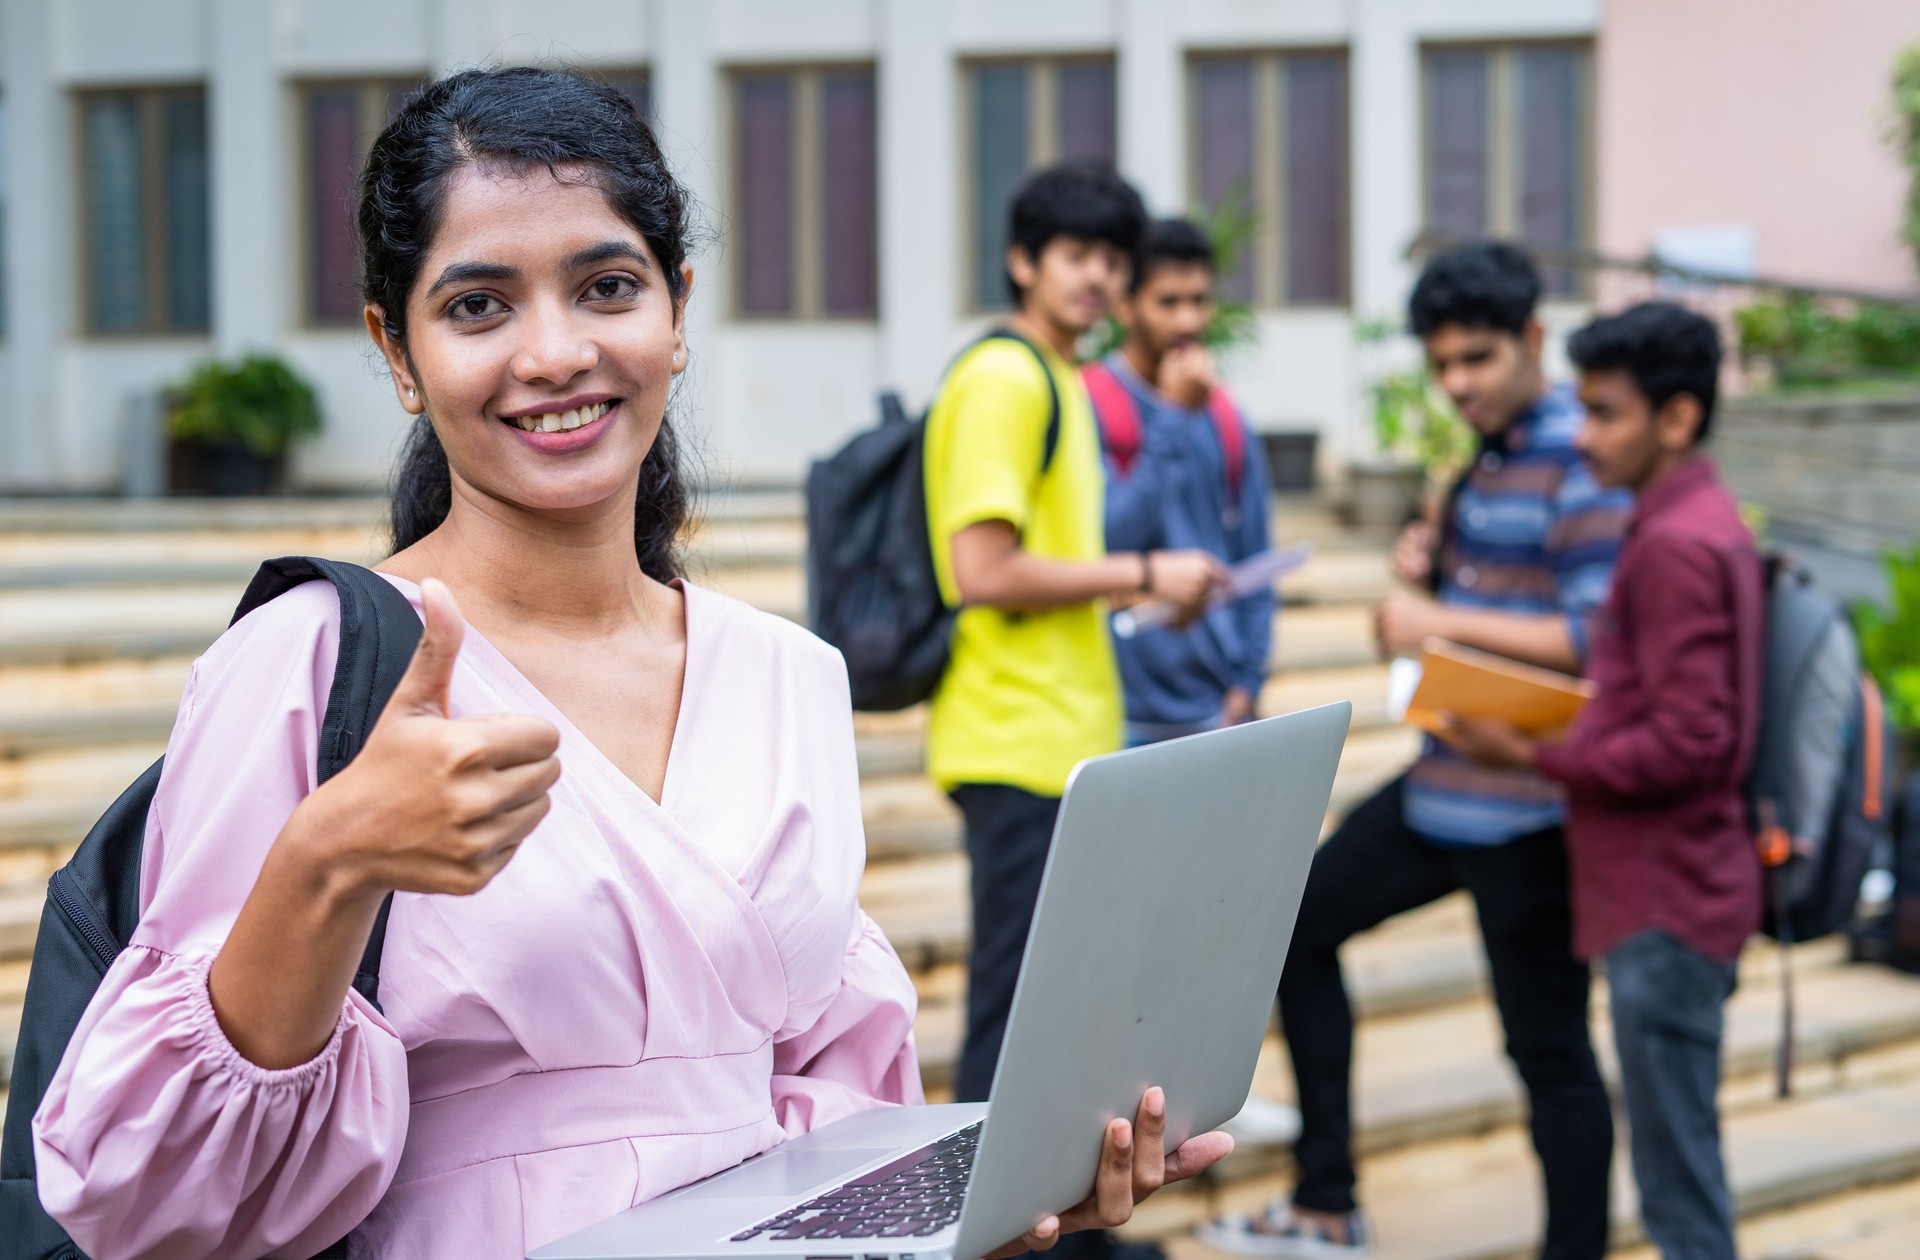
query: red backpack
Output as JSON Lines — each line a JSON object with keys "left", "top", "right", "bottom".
{"left": 1081, "top": 358, "right": 1248, "bottom": 504}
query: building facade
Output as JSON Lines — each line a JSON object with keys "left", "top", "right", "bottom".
{"left": 0, "top": 0, "right": 1785, "bottom": 495}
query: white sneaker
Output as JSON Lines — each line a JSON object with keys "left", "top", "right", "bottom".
{"left": 1217, "top": 1094, "right": 1303, "bottom": 1148}
{"left": 1193, "top": 1201, "right": 1372, "bottom": 1259}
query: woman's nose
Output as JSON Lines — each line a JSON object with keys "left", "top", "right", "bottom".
{"left": 512, "top": 301, "right": 598, "bottom": 384}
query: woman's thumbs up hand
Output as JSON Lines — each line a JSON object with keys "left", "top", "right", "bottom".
{"left": 291, "top": 577, "right": 562, "bottom": 901}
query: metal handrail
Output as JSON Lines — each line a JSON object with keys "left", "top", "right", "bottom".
{"left": 1407, "top": 230, "right": 1920, "bottom": 310}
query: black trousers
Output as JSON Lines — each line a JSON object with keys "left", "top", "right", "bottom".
{"left": 952, "top": 782, "right": 1061, "bottom": 1105}
{"left": 1278, "top": 775, "right": 1613, "bottom": 1260}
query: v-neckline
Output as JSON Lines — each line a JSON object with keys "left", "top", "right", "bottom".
{"left": 376, "top": 572, "right": 698, "bottom": 822}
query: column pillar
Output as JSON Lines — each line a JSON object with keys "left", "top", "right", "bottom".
{"left": 876, "top": 0, "right": 955, "bottom": 405}
{"left": 649, "top": 0, "right": 724, "bottom": 455}
{"left": 1116, "top": 0, "right": 1182, "bottom": 215}
{"left": 1, "top": 0, "right": 67, "bottom": 489}
{"left": 1351, "top": 0, "right": 1420, "bottom": 324}
{"left": 209, "top": 0, "right": 286, "bottom": 358}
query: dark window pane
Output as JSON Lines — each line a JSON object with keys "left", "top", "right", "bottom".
{"left": 736, "top": 75, "right": 794, "bottom": 315}
{"left": 971, "top": 65, "right": 1029, "bottom": 310}
{"left": 306, "top": 88, "right": 362, "bottom": 323}
{"left": 1193, "top": 58, "right": 1256, "bottom": 303}
{"left": 600, "top": 71, "right": 650, "bottom": 122}
{"left": 1426, "top": 50, "right": 1488, "bottom": 239}
{"left": 85, "top": 96, "right": 148, "bottom": 332}
{"left": 384, "top": 79, "right": 420, "bottom": 124}
{"left": 1056, "top": 61, "right": 1115, "bottom": 163}
{"left": 1518, "top": 47, "right": 1583, "bottom": 296}
{"left": 162, "top": 94, "right": 210, "bottom": 329}
{"left": 1285, "top": 54, "right": 1348, "bottom": 304}
{"left": 820, "top": 71, "right": 877, "bottom": 316}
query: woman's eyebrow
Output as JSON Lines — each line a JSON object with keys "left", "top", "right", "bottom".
{"left": 563, "top": 241, "right": 653, "bottom": 272}
{"left": 425, "top": 261, "right": 518, "bottom": 296}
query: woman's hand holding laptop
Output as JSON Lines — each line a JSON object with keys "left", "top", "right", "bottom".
{"left": 983, "top": 1086, "right": 1235, "bottom": 1257}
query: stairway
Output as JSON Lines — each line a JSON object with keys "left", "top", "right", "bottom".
{"left": 3, "top": 491, "right": 1919, "bottom": 1260}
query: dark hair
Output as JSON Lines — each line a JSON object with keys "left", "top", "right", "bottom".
{"left": 1567, "top": 301, "right": 1723, "bottom": 443}
{"left": 1408, "top": 241, "right": 1541, "bottom": 338}
{"left": 358, "top": 66, "right": 695, "bottom": 580}
{"left": 1005, "top": 161, "right": 1147, "bottom": 304}
{"left": 1129, "top": 217, "right": 1214, "bottom": 295}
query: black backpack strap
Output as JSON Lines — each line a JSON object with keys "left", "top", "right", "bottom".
{"left": 974, "top": 328, "right": 1064, "bottom": 475}
{"left": 232, "top": 558, "right": 423, "bottom": 1009}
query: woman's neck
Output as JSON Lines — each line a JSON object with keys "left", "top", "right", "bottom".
{"left": 384, "top": 479, "right": 670, "bottom": 640}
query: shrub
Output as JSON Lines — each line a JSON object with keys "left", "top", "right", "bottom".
{"left": 167, "top": 353, "right": 324, "bottom": 459}
{"left": 1856, "top": 541, "right": 1920, "bottom": 739}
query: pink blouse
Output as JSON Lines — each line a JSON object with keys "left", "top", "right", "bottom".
{"left": 32, "top": 576, "right": 923, "bottom": 1259}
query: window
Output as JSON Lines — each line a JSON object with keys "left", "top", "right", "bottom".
{"left": 1189, "top": 51, "right": 1351, "bottom": 307}
{"left": 300, "top": 78, "right": 424, "bottom": 325}
{"left": 1423, "top": 42, "right": 1592, "bottom": 296}
{"left": 80, "top": 88, "right": 210, "bottom": 334}
{"left": 965, "top": 57, "right": 1117, "bottom": 311}
{"left": 731, "top": 66, "right": 877, "bottom": 319}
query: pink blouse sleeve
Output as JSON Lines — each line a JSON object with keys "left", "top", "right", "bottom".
{"left": 32, "top": 583, "right": 411, "bottom": 1260}
{"left": 771, "top": 913, "right": 926, "bottom": 1135}
{"left": 767, "top": 631, "right": 925, "bottom": 1135}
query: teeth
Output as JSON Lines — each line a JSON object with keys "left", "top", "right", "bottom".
{"left": 512, "top": 401, "right": 613, "bottom": 434}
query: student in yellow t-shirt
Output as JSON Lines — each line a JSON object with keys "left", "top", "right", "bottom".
{"left": 924, "top": 163, "right": 1226, "bottom": 1117}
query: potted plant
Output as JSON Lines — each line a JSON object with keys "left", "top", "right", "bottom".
{"left": 166, "top": 353, "right": 323, "bottom": 496}
{"left": 1348, "top": 318, "right": 1473, "bottom": 528}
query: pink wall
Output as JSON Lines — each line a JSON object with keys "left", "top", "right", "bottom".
{"left": 1597, "top": 0, "right": 1920, "bottom": 295}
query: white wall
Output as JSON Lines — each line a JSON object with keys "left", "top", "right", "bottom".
{"left": 0, "top": 0, "right": 1601, "bottom": 493}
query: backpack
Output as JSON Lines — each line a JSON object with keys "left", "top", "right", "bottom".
{"left": 1, "top": 558, "right": 418, "bottom": 1260}
{"left": 1080, "top": 359, "right": 1248, "bottom": 515}
{"left": 1747, "top": 555, "right": 1893, "bottom": 1095}
{"left": 805, "top": 330, "right": 1061, "bottom": 712}
{"left": 1750, "top": 556, "right": 1892, "bottom": 943}
{"left": 1849, "top": 769, "right": 1920, "bottom": 974}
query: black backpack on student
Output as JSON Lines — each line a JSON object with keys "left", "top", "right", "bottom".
{"left": 0, "top": 558, "right": 416, "bottom": 1260}
{"left": 805, "top": 330, "right": 1060, "bottom": 712}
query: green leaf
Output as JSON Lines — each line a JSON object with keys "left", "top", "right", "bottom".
{"left": 166, "top": 353, "right": 324, "bottom": 458}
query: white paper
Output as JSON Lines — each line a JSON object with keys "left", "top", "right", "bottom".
{"left": 1387, "top": 657, "right": 1424, "bottom": 724}
{"left": 1113, "top": 543, "right": 1315, "bottom": 639}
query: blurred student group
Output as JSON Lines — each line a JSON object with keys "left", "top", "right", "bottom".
{"left": 3, "top": 4, "right": 1920, "bottom": 1260}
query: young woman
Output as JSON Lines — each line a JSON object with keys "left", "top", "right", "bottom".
{"left": 30, "top": 68, "right": 1225, "bottom": 1259}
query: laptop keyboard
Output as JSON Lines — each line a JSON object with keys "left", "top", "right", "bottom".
{"left": 729, "top": 1122, "right": 982, "bottom": 1242}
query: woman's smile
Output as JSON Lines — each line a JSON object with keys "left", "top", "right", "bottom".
{"left": 498, "top": 396, "right": 622, "bottom": 453}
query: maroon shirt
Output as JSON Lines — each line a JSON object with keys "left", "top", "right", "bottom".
{"left": 1533, "top": 457, "right": 1765, "bottom": 962}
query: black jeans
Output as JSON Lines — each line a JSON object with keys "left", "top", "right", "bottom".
{"left": 1277, "top": 776, "right": 1613, "bottom": 1260}
{"left": 952, "top": 782, "right": 1061, "bottom": 1105}
{"left": 1606, "top": 931, "right": 1738, "bottom": 1260}
{"left": 952, "top": 783, "right": 1152, "bottom": 1260}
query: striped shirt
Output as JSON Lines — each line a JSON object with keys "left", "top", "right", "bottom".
{"left": 1404, "top": 384, "right": 1634, "bottom": 847}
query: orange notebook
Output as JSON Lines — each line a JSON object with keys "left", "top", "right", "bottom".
{"left": 1402, "top": 638, "right": 1595, "bottom": 738}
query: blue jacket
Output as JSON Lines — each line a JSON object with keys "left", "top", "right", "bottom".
{"left": 1097, "top": 352, "right": 1274, "bottom": 726}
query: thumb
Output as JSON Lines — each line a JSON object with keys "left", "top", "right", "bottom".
{"left": 391, "top": 577, "right": 467, "bottom": 718}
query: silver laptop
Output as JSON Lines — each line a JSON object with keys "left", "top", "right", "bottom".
{"left": 531, "top": 702, "right": 1352, "bottom": 1260}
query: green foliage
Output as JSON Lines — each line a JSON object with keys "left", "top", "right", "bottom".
{"left": 1895, "top": 41, "right": 1920, "bottom": 276}
{"left": 1356, "top": 317, "right": 1475, "bottom": 485}
{"left": 167, "top": 354, "right": 323, "bottom": 459}
{"left": 1734, "top": 294, "right": 1920, "bottom": 389}
{"left": 1856, "top": 541, "right": 1920, "bottom": 737}
{"left": 1084, "top": 187, "right": 1261, "bottom": 361}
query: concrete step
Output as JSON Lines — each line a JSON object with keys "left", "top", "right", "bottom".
{"left": 1150, "top": 1043, "right": 1920, "bottom": 1260}
{"left": 1603, "top": 1173, "right": 1920, "bottom": 1260}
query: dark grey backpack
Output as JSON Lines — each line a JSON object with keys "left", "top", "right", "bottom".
{"left": 1, "top": 558, "right": 416, "bottom": 1260}
{"left": 1749, "top": 556, "right": 1893, "bottom": 1095}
